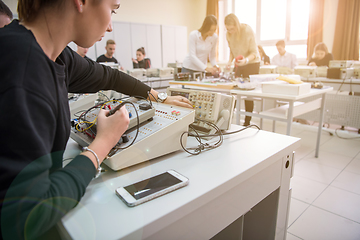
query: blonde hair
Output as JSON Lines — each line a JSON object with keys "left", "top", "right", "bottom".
{"left": 106, "top": 39, "right": 116, "bottom": 46}
{"left": 224, "top": 13, "right": 242, "bottom": 41}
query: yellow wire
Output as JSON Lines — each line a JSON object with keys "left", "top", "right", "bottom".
{"left": 75, "top": 100, "right": 123, "bottom": 132}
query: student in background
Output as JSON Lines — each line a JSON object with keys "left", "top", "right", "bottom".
{"left": 96, "top": 39, "right": 124, "bottom": 70}
{"left": 271, "top": 40, "right": 298, "bottom": 69}
{"left": 76, "top": 45, "right": 89, "bottom": 58}
{"left": 225, "top": 13, "right": 260, "bottom": 126}
{"left": 132, "top": 47, "right": 151, "bottom": 69}
{"left": 258, "top": 45, "right": 270, "bottom": 65}
{"left": 182, "top": 15, "right": 220, "bottom": 75}
{"left": 0, "top": 0, "right": 192, "bottom": 239}
{"left": 308, "top": 42, "right": 333, "bottom": 67}
{"left": 0, "top": 0, "right": 12, "bottom": 28}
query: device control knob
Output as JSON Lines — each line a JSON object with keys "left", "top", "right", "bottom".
{"left": 139, "top": 102, "right": 152, "bottom": 110}
{"left": 122, "top": 134, "right": 129, "bottom": 143}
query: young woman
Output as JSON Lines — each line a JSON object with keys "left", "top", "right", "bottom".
{"left": 225, "top": 13, "right": 260, "bottom": 126}
{"left": 182, "top": 15, "right": 220, "bottom": 75}
{"left": 132, "top": 47, "right": 151, "bottom": 69}
{"left": 0, "top": 0, "right": 191, "bottom": 239}
{"left": 308, "top": 42, "right": 334, "bottom": 67}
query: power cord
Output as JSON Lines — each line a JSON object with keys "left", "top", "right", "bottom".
{"left": 180, "top": 118, "right": 261, "bottom": 155}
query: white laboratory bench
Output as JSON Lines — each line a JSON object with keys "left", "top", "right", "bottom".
{"left": 59, "top": 125, "right": 300, "bottom": 240}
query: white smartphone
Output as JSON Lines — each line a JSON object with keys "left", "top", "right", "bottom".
{"left": 115, "top": 170, "right": 189, "bottom": 207}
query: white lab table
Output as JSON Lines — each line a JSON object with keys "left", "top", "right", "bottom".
{"left": 59, "top": 125, "right": 300, "bottom": 240}
{"left": 230, "top": 87, "right": 333, "bottom": 158}
{"left": 301, "top": 77, "right": 360, "bottom": 92}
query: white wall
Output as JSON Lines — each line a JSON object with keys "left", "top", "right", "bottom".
{"left": 111, "top": 0, "right": 207, "bottom": 39}
{"left": 4, "top": 0, "right": 207, "bottom": 55}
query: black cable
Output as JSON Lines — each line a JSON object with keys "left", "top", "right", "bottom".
{"left": 336, "top": 71, "right": 347, "bottom": 94}
{"left": 180, "top": 119, "right": 224, "bottom": 155}
{"left": 148, "top": 91, "right": 158, "bottom": 104}
{"left": 109, "top": 101, "right": 140, "bottom": 151}
{"left": 97, "top": 91, "right": 111, "bottom": 101}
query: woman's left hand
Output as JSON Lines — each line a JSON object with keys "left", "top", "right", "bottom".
{"left": 235, "top": 58, "right": 247, "bottom": 67}
{"left": 164, "top": 95, "right": 193, "bottom": 109}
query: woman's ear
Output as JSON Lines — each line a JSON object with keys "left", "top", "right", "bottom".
{"left": 74, "top": 0, "right": 84, "bottom": 13}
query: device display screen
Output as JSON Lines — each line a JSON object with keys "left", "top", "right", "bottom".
{"left": 170, "top": 91, "right": 189, "bottom": 99}
{"left": 124, "top": 172, "right": 182, "bottom": 200}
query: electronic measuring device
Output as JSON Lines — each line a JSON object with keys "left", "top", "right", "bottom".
{"left": 167, "top": 88, "right": 236, "bottom": 135}
{"left": 70, "top": 97, "right": 195, "bottom": 171}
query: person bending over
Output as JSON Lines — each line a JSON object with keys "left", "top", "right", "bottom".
{"left": 181, "top": 15, "right": 220, "bottom": 75}
{"left": 308, "top": 42, "right": 333, "bottom": 67}
{"left": 224, "top": 13, "right": 260, "bottom": 126}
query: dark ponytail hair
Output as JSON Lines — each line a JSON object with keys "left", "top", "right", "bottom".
{"left": 137, "top": 47, "right": 146, "bottom": 55}
{"left": 198, "top": 15, "right": 217, "bottom": 35}
{"left": 0, "top": 0, "right": 13, "bottom": 19}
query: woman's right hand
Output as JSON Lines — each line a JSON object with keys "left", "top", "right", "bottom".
{"left": 96, "top": 107, "right": 130, "bottom": 148}
{"left": 225, "top": 63, "right": 232, "bottom": 70}
{"left": 132, "top": 58, "right": 138, "bottom": 64}
{"left": 205, "top": 67, "right": 217, "bottom": 75}
{"left": 81, "top": 107, "right": 130, "bottom": 168}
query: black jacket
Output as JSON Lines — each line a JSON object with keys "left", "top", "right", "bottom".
{"left": 0, "top": 20, "right": 151, "bottom": 240}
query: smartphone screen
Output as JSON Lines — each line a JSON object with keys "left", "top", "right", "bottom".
{"left": 124, "top": 172, "right": 182, "bottom": 200}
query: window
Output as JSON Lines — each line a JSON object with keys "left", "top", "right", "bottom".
{"left": 218, "top": 0, "right": 310, "bottom": 62}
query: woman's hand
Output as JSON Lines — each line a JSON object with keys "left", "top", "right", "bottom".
{"left": 82, "top": 107, "right": 130, "bottom": 167}
{"left": 235, "top": 58, "right": 247, "bottom": 67}
{"left": 163, "top": 95, "right": 193, "bottom": 109}
{"left": 309, "top": 62, "right": 317, "bottom": 66}
{"left": 205, "top": 67, "right": 217, "bottom": 75}
{"left": 225, "top": 62, "right": 232, "bottom": 71}
{"left": 96, "top": 107, "right": 130, "bottom": 147}
{"left": 132, "top": 58, "right": 138, "bottom": 64}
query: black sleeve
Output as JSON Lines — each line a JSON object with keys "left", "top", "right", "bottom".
{"left": 133, "top": 61, "right": 139, "bottom": 69}
{"left": 65, "top": 48, "right": 151, "bottom": 99}
{"left": 0, "top": 88, "right": 95, "bottom": 239}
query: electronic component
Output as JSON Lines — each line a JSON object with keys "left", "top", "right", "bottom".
{"left": 294, "top": 66, "right": 317, "bottom": 78}
{"left": 146, "top": 68, "right": 160, "bottom": 78}
{"left": 167, "top": 88, "right": 235, "bottom": 134}
{"left": 115, "top": 170, "right": 189, "bottom": 207}
{"left": 316, "top": 66, "right": 328, "bottom": 77}
{"left": 329, "top": 60, "right": 354, "bottom": 68}
{"left": 259, "top": 65, "right": 277, "bottom": 74}
{"left": 69, "top": 93, "right": 98, "bottom": 119}
{"left": 127, "top": 69, "right": 147, "bottom": 81}
{"left": 159, "top": 67, "right": 175, "bottom": 78}
{"left": 70, "top": 98, "right": 195, "bottom": 170}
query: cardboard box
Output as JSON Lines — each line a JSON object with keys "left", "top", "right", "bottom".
{"left": 261, "top": 81, "right": 311, "bottom": 96}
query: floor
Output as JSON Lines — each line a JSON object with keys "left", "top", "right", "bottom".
{"left": 245, "top": 117, "right": 360, "bottom": 240}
